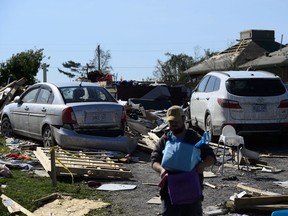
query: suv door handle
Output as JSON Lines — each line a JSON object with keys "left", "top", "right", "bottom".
{"left": 42, "top": 108, "right": 46, "bottom": 112}
{"left": 24, "top": 106, "right": 29, "bottom": 111}
{"left": 206, "top": 97, "right": 210, "bottom": 100}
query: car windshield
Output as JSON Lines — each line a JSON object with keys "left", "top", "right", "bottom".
{"left": 59, "top": 86, "right": 117, "bottom": 103}
{"left": 226, "top": 78, "right": 287, "bottom": 96}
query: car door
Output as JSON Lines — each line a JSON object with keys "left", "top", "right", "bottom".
{"left": 190, "top": 76, "right": 211, "bottom": 129}
{"left": 10, "top": 87, "right": 40, "bottom": 135}
{"left": 28, "top": 86, "right": 54, "bottom": 138}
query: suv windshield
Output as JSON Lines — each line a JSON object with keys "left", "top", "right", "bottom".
{"left": 226, "top": 78, "right": 286, "bottom": 96}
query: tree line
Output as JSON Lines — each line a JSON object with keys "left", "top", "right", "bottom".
{"left": 0, "top": 46, "right": 217, "bottom": 87}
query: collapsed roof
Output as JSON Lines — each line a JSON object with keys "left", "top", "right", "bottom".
{"left": 239, "top": 45, "right": 288, "bottom": 69}
{"left": 184, "top": 29, "right": 284, "bottom": 75}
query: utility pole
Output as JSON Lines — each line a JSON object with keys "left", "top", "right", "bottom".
{"left": 97, "top": 45, "right": 101, "bottom": 72}
{"left": 42, "top": 63, "right": 47, "bottom": 82}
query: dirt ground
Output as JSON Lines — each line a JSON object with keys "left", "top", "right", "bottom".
{"left": 93, "top": 134, "right": 288, "bottom": 216}
{"left": 6, "top": 134, "right": 288, "bottom": 216}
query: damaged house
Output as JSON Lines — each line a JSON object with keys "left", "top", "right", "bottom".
{"left": 239, "top": 45, "right": 288, "bottom": 82}
{"left": 184, "top": 29, "right": 287, "bottom": 84}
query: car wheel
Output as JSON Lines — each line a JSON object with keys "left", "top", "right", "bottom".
{"left": 184, "top": 107, "right": 192, "bottom": 129}
{"left": 1, "top": 117, "right": 13, "bottom": 137}
{"left": 42, "top": 125, "right": 56, "bottom": 147}
{"left": 205, "top": 115, "right": 216, "bottom": 142}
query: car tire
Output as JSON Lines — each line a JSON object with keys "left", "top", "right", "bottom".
{"left": 42, "top": 125, "right": 56, "bottom": 147}
{"left": 205, "top": 115, "right": 217, "bottom": 142}
{"left": 184, "top": 107, "right": 192, "bottom": 129}
{"left": 1, "top": 117, "right": 13, "bottom": 137}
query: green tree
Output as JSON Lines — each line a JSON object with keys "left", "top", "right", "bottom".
{"left": 58, "top": 60, "right": 85, "bottom": 79}
{"left": 154, "top": 53, "right": 195, "bottom": 85}
{"left": 0, "top": 49, "right": 46, "bottom": 86}
{"left": 58, "top": 45, "right": 112, "bottom": 80}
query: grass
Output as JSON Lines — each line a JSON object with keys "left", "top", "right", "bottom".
{"left": 0, "top": 136, "right": 121, "bottom": 216}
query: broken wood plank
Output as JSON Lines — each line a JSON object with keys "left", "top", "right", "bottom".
{"left": 0, "top": 77, "right": 27, "bottom": 111}
{"left": 251, "top": 204, "right": 288, "bottom": 211}
{"left": 147, "top": 132, "right": 159, "bottom": 143}
{"left": 234, "top": 195, "right": 288, "bottom": 211}
{"left": 234, "top": 195, "right": 288, "bottom": 207}
{"left": 140, "top": 135, "right": 156, "bottom": 149}
{"left": 237, "top": 183, "right": 280, "bottom": 196}
{"left": 33, "top": 147, "right": 132, "bottom": 179}
{"left": 259, "top": 154, "right": 288, "bottom": 158}
{"left": 204, "top": 182, "right": 217, "bottom": 189}
{"left": 33, "top": 193, "right": 61, "bottom": 205}
{"left": 137, "top": 142, "right": 153, "bottom": 153}
{"left": 1, "top": 194, "right": 35, "bottom": 216}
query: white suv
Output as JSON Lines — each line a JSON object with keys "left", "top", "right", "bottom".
{"left": 189, "top": 71, "right": 288, "bottom": 141}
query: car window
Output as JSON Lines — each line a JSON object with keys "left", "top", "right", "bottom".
{"left": 214, "top": 77, "right": 220, "bottom": 91}
{"left": 21, "top": 88, "right": 39, "bottom": 103}
{"left": 197, "top": 76, "right": 210, "bottom": 92}
{"left": 59, "top": 86, "right": 116, "bottom": 103}
{"left": 205, "top": 76, "right": 220, "bottom": 92}
{"left": 36, "top": 88, "right": 53, "bottom": 104}
{"left": 226, "top": 78, "right": 287, "bottom": 96}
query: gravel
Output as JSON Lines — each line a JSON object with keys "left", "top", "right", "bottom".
{"left": 5, "top": 134, "right": 288, "bottom": 216}
{"left": 98, "top": 135, "right": 288, "bottom": 216}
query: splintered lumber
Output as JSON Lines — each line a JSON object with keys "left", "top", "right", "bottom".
{"left": 0, "top": 77, "right": 27, "bottom": 111}
{"left": 137, "top": 134, "right": 157, "bottom": 153}
{"left": 147, "top": 132, "right": 159, "bottom": 143}
{"left": 1, "top": 194, "right": 35, "bottom": 216}
{"left": 204, "top": 182, "right": 217, "bottom": 189}
{"left": 260, "top": 154, "right": 288, "bottom": 158}
{"left": 237, "top": 183, "right": 280, "bottom": 196}
{"left": 137, "top": 142, "right": 153, "bottom": 153}
{"left": 234, "top": 195, "right": 288, "bottom": 211}
{"left": 33, "top": 147, "right": 132, "bottom": 179}
{"left": 33, "top": 193, "right": 61, "bottom": 205}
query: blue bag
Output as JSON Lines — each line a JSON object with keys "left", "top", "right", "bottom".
{"left": 161, "top": 131, "right": 210, "bottom": 172}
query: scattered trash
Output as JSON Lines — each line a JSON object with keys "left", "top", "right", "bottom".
{"left": 222, "top": 176, "right": 238, "bottom": 181}
{"left": 273, "top": 181, "right": 288, "bottom": 188}
{"left": 96, "top": 183, "right": 137, "bottom": 191}
{"left": 0, "top": 164, "right": 11, "bottom": 177}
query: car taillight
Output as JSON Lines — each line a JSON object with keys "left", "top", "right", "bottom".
{"left": 62, "top": 107, "right": 77, "bottom": 124}
{"left": 121, "top": 107, "right": 127, "bottom": 123}
{"left": 217, "top": 98, "right": 242, "bottom": 109}
{"left": 278, "top": 99, "right": 288, "bottom": 108}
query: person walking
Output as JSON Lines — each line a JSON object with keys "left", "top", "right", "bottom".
{"left": 151, "top": 105, "right": 216, "bottom": 216}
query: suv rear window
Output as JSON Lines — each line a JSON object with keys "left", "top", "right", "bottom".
{"left": 226, "top": 78, "right": 286, "bottom": 96}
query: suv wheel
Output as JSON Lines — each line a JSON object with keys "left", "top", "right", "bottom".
{"left": 205, "top": 115, "right": 216, "bottom": 142}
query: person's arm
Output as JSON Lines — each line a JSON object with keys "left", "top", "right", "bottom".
{"left": 152, "top": 162, "right": 166, "bottom": 178}
{"left": 151, "top": 134, "right": 168, "bottom": 178}
{"left": 196, "top": 155, "right": 215, "bottom": 174}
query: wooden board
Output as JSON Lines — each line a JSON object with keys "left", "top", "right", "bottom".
{"left": 33, "top": 147, "right": 132, "bottom": 179}
{"left": 234, "top": 195, "right": 288, "bottom": 211}
{"left": 1, "top": 194, "right": 35, "bottom": 216}
{"left": 237, "top": 183, "right": 280, "bottom": 196}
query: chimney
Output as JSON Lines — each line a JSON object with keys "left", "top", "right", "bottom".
{"left": 240, "top": 30, "right": 275, "bottom": 42}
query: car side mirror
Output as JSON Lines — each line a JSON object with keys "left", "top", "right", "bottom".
{"left": 13, "top": 96, "right": 21, "bottom": 103}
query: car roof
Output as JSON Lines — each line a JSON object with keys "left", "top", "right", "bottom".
{"left": 208, "top": 70, "right": 279, "bottom": 79}
{"left": 37, "top": 82, "right": 101, "bottom": 88}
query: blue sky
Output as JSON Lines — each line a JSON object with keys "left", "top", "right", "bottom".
{"left": 1, "top": 0, "right": 287, "bottom": 83}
